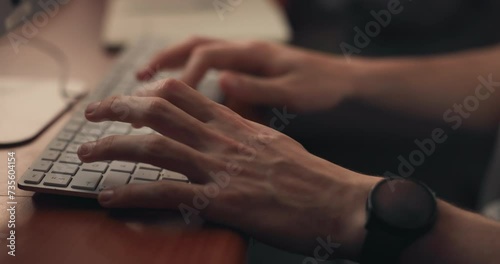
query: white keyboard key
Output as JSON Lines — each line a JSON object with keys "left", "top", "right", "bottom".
{"left": 51, "top": 163, "right": 79, "bottom": 175}
{"left": 32, "top": 160, "right": 53, "bottom": 172}
{"left": 80, "top": 126, "right": 103, "bottom": 136}
{"left": 58, "top": 131, "right": 74, "bottom": 141}
{"left": 81, "top": 162, "right": 109, "bottom": 173}
{"left": 129, "top": 127, "right": 153, "bottom": 135}
{"left": 100, "top": 171, "right": 130, "bottom": 190}
{"left": 65, "top": 143, "right": 80, "bottom": 153}
{"left": 24, "top": 171, "right": 45, "bottom": 184}
{"left": 59, "top": 153, "right": 82, "bottom": 165}
{"left": 109, "top": 161, "right": 136, "bottom": 173}
{"left": 41, "top": 150, "right": 61, "bottom": 161}
{"left": 71, "top": 171, "right": 103, "bottom": 191}
{"left": 64, "top": 122, "right": 82, "bottom": 132}
{"left": 49, "top": 140, "right": 68, "bottom": 151}
{"left": 105, "top": 123, "right": 131, "bottom": 134}
{"left": 43, "top": 173, "right": 72, "bottom": 187}
{"left": 73, "top": 134, "right": 98, "bottom": 144}
{"left": 132, "top": 169, "right": 159, "bottom": 181}
{"left": 161, "top": 170, "right": 189, "bottom": 182}
{"left": 70, "top": 116, "right": 87, "bottom": 124}
{"left": 137, "top": 163, "right": 161, "bottom": 171}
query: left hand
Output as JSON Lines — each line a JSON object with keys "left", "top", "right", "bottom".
{"left": 77, "top": 79, "right": 380, "bottom": 260}
{"left": 135, "top": 37, "right": 365, "bottom": 114}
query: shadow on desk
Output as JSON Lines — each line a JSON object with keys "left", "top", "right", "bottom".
{"left": 31, "top": 193, "right": 205, "bottom": 228}
{"left": 0, "top": 194, "right": 247, "bottom": 264}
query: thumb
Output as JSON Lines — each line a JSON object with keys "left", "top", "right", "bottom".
{"left": 98, "top": 181, "right": 199, "bottom": 209}
{"left": 219, "top": 71, "right": 285, "bottom": 106}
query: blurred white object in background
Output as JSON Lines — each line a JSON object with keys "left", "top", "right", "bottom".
{"left": 101, "top": 0, "right": 291, "bottom": 49}
{"left": 0, "top": 78, "right": 86, "bottom": 145}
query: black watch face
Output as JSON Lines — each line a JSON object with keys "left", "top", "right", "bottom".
{"left": 371, "top": 179, "right": 436, "bottom": 230}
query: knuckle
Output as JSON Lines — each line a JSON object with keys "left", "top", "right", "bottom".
{"left": 272, "top": 156, "right": 293, "bottom": 171}
{"left": 107, "top": 95, "right": 122, "bottom": 113}
{"left": 273, "top": 132, "right": 291, "bottom": 143}
{"left": 157, "top": 78, "right": 184, "bottom": 99}
{"left": 149, "top": 79, "right": 167, "bottom": 91}
{"left": 106, "top": 96, "right": 132, "bottom": 121}
{"left": 160, "top": 78, "right": 182, "bottom": 90}
{"left": 212, "top": 103, "right": 237, "bottom": 118}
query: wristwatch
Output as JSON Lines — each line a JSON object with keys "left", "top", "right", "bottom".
{"left": 360, "top": 178, "right": 437, "bottom": 264}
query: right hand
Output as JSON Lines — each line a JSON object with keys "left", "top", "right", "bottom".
{"left": 78, "top": 79, "right": 380, "bottom": 260}
{"left": 136, "top": 37, "right": 367, "bottom": 114}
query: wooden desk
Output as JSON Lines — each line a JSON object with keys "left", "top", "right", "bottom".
{"left": 0, "top": 1, "right": 247, "bottom": 263}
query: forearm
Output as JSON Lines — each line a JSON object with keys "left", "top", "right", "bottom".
{"left": 353, "top": 45, "right": 500, "bottom": 129}
{"left": 400, "top": 200, "right": 500, "bottom": 264}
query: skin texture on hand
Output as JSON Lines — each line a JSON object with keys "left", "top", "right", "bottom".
{"left": 136, "top": 37, "right": 366, "bottom": 114}
{"left": 77, "top": 79, "right": 380, "bottom": 260}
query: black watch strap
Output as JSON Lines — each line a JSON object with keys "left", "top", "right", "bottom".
{"left": 360, "top": 228, "right": 415, "bottom": 264}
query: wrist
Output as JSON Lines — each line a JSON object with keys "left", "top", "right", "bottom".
{"left": 334, "top": 175, "right": 382, "bottom": 260}
{"left": 399, "top": 201, "right": 468, "bottom": 264}
{"left": 350, "top": 57, "right": 418, "bottom": 102}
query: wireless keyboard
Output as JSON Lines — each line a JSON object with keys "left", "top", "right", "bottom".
{"left": 18, "top": 37, "right": 222, "bottom": 198}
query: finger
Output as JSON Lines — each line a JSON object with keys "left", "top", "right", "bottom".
{"left": 98, "top": 180, "right": 203, "bottom": 209}
{"left": 181, "top": 42, "right": 272, "bottom": 87}
{"left": 78, "top": 134, "right": 212, "bottom": 183}
{"left": 220, "top": 71, "right": 286, "bottom": 106}
{"left": 84, "top": 93, "right": 212, "bottom": 149}
{"left": 136, "top": 36, "right": 220, "bottom": 81}
{"left": 133, "top": 79, "right": 217, "bottom": 122}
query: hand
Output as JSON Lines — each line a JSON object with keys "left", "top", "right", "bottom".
{"left": 77, "top": 79, "right": 380, "bottom": 260}
{"left": 136, "top": 37, "right": 367, "bottom": 114}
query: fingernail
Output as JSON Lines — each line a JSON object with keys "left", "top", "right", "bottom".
{"left": 99, "top": 189, "right": 114, "bottom": 204}
{"left": 86, "top": 101, "right": 101, "bottom": 115}
{"left": 78, "top": 141, "right": 96, "bottom": 157}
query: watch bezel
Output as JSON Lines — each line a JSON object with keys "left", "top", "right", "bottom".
{"left": 365, "top": 178, "right": 437, "bottom": 237}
